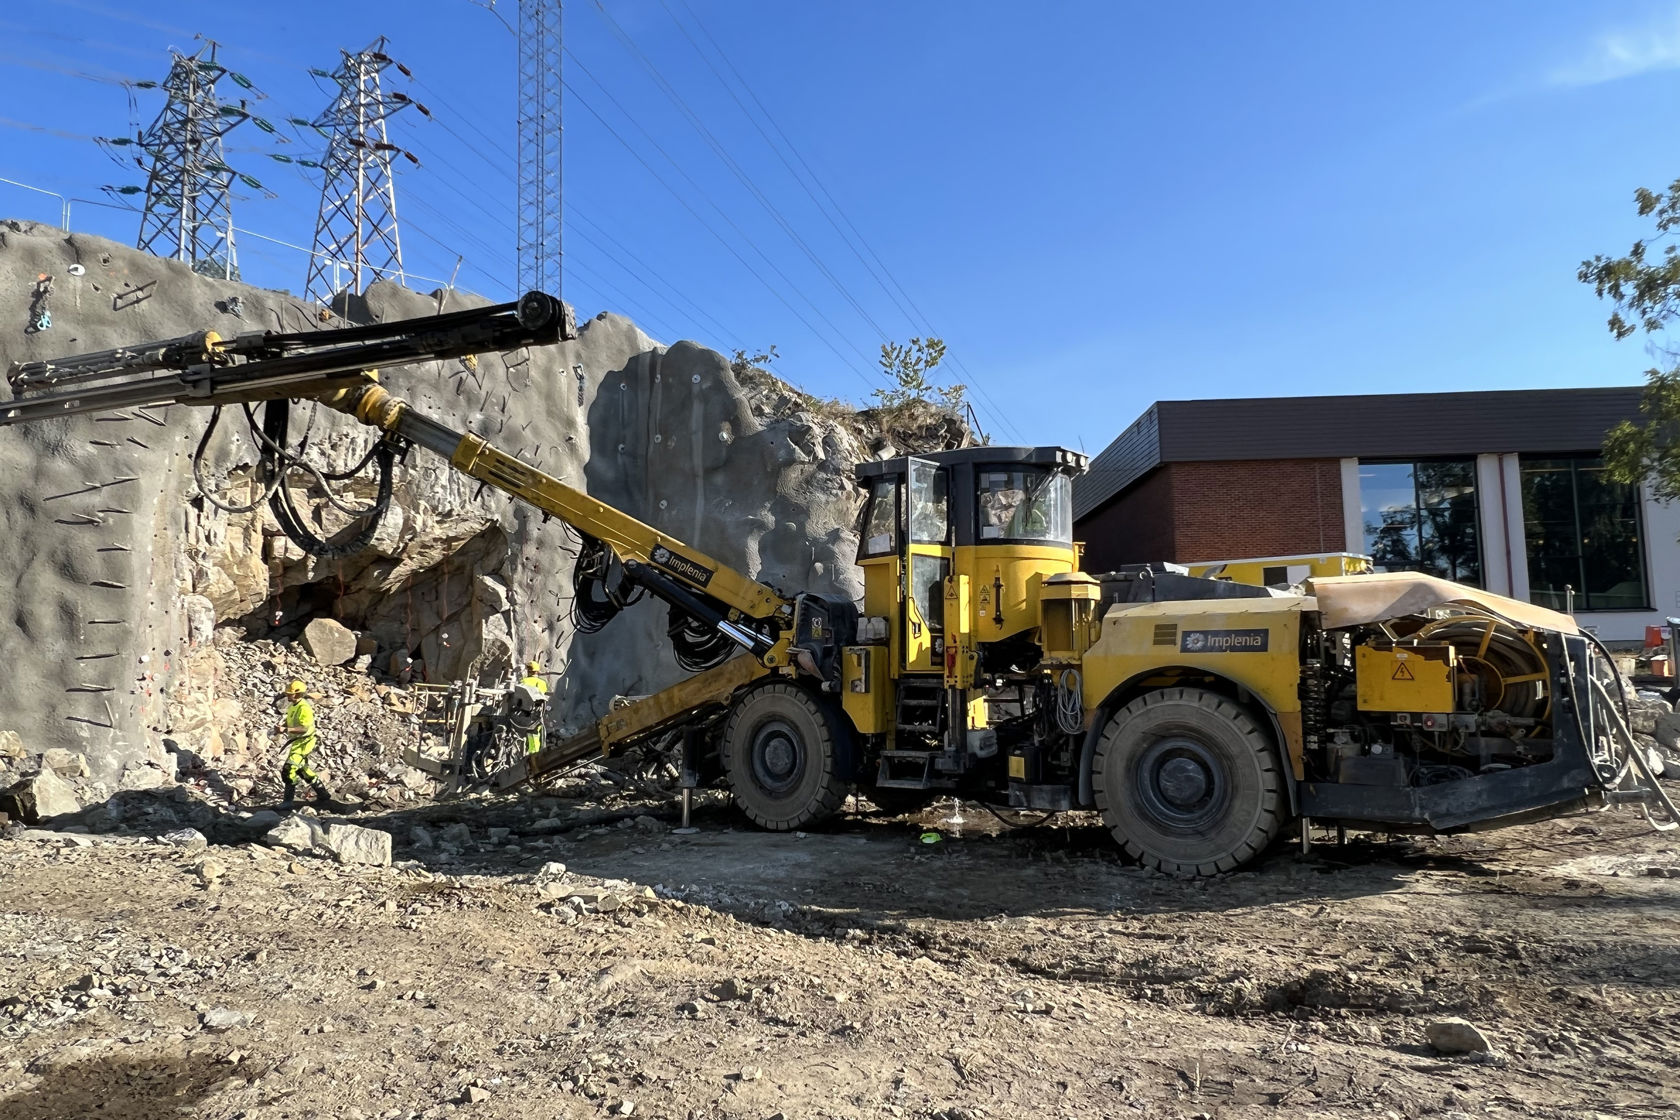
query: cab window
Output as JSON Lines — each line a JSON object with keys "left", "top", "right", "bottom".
{"left": 858, "top": 478, "right": 899, "bottom": 559}
{"left": 977, "top": 467, "right": 1072, "bottom": 544}
{"left": 908, "top": 460, "right": 948, "bottom": 545}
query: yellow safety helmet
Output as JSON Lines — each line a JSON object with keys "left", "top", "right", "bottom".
{"left": 284, "top": 679, "right": 307, "bottom": 697}
{"left": 525, "top": 660, "right": 541, "bottom": 675}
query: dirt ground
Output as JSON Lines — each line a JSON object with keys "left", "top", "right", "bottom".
{"left": 2, "top": 795, "right": 1678, "bottom": 1120}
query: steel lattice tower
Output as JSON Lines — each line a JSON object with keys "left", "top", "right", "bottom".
{"left": 518, "top": 0, "right": 563, "bottom": 296}
{"left": 135, "top": 41, "right": 245, "bottom": 279}
{"left": 304, "top": 38, "right": 412, "bottom": 305}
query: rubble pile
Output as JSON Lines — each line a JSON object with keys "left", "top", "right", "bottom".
{"left": 198, "top": 629, "right": 438, "bottom": 806}
{"left": 1624, "top": 688, "right": 1680, "bottom": 779}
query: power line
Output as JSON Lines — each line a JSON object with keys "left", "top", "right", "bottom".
{"left": 368, "top": 97, "right": 748, "bottom": 349}
{"left": 562, "top": 52, "right": 882, "bottom": 389}
{"left": 565, "top": 208, "right": 747, "bottom": 350}
{"left": 234, "top": 223, "right": 458, "bottom": 288}
{"left": 589, "top": 1, "right": 894, "bottom": 348}
{"left": 663, "top": 0, "right": 1024, "bottom": 443}
{"left": 565, "top": 256, "right": 688, "bottom": 342}
{"left": 410, "top": 74, "right": 520, "bottom": 167}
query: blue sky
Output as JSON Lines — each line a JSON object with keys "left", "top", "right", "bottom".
{"left": 2, "top": 1, "right": 1678, "bottom": 451}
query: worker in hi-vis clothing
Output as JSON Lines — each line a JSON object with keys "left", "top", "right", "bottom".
{"left": 520, "top": 660, "right": 549, "bottom": 754}
{"left": 278, "top": 679, "right": 333, "bottom": 809}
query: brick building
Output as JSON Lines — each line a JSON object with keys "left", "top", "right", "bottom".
{"left": 1073, "top": 387, "right": 1679, "bottom": 642}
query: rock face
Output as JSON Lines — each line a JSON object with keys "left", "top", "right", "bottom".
{"left": 0, "top": 221, "right": 940, "bottom": 781}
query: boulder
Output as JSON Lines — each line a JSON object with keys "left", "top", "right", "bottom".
{"left": 160, "top": 827, "right": 208, "bottom": 852}
{"left": 40, "top": 748, "right": 89, "bottom": 778}
{"left": 1655, "top": 712, "right": 1680, "bottom": 755}
{"left": 318, "top": 822, "right": 392, "bottom": 867}
{"left": 0, "top": 731, "right": 24, "bottom": 760}
{"left": 1426, "top": 1017, "right": 1492, "bottom": 1054}
{"left": 1636, "top": 691, "right": 1674, "bottom": 714}
{"left": 266, "top": 814, "right": 324, "bottom": 852}
{"left": 201, "top": 1008, "right": 251, "bottom": 1032}
{"left": 0, "top": 767, "right": 81, "bottom": 823}
{"left": 119, "top": 765, "right": 169, "bottom": 791}
{"left": 302, "top": 618, "right": 358, "bottom": 667}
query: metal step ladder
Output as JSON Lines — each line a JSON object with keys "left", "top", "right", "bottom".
{"left": 895, "top": 678, "right": 944, "bottom": 733}
{"left": 876, "top": 750, "right": 939, "bottom": 790}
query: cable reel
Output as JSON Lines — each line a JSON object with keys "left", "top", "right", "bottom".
{"left": 1415, "top": 616, "right": 1549, "bottom": 719}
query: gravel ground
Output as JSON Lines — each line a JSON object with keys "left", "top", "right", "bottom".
{"left": 2, "top": 795, "right": 1678, "bottom": 1120}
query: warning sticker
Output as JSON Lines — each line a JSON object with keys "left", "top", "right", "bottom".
{"left": 1392, "top": 661, "right": 1415, "bottom": 681}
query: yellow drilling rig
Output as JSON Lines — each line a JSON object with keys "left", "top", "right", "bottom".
{"left": 6, "top": 293, "right": 1673, "bottom": 874}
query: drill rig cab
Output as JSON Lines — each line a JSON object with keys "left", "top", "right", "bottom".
{"left": 845, "top": 447, "right": 1088, "bottom": 801}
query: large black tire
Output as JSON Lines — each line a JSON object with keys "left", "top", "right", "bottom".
{"left": 723, "top": 682, "right": 850, "bottom": 831}
{"left": 1092, "top": 687, "right": 1285, "bottom": 875}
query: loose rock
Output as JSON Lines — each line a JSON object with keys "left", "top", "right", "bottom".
{"left": 1427, "top": 1017, "right": 1492, "bottom": 1054}
{"left": 202, "top": 1008, "right": 251, "bottom": 1032}
{"left": 0, "top": 767, "right": 80, "bottom": 823}
{"left": 318, "top": 822, "right": 393, "bottom": 867}
{"left": 161, "top": 827, "right": 209, "bottom": 852}
{"left": 266, "top": 815, "right": 323, "bottom": 853}
{"left": 302, "top": 618, "right": 359, "bottom": 667}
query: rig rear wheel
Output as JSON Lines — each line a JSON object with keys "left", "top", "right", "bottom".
{"left": 1092, "top": 687, "right": 1285, "bottom": 875}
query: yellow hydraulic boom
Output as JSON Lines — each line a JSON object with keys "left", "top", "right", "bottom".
{"left": 2, "top": 292, "right": 827, "bottom": 676}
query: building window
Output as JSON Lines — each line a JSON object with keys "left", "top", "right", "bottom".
{"left": 1360, "top": 460, "right": 1482, "bottom": 585}
{"left": 1520, "top": 456, "right": 1647, "bottom": 612}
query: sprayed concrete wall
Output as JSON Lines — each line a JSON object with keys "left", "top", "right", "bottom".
{"left": 0, "top": 221, "right": 876, "bottom": 784}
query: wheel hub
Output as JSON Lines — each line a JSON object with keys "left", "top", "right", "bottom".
{"left": 750, "top": 718, "right": 804, "bottom": 796}
{"left": 1156, "top": 755, "right": 1211, "bottom": 808}
{"left": 1134, "top": 734, "right": 1227, "bottom": 831}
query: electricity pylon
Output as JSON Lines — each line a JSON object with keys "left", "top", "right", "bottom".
{"left": 135, "top": 39, "right": 247, "bottom": 279}
{"left": 304, "top": 37, "right": 414, "bottom": 305}
{"left": 518, "top": 0, "right": 562, "bottom": 296}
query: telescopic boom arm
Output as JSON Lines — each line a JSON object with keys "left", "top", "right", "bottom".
{"left": 3, "top": 292, "right": 797, "bottom": 667}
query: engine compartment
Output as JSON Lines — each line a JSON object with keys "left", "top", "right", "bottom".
{"left": 1302, "top": 613, "right": 1563, "bottom": 790}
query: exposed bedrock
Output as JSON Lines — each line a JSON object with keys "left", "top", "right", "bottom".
{"left": 0, "top": 221, "right": 954, "bottom": 785}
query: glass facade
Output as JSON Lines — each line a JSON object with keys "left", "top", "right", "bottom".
{"left": 1520, "top": 456, "right": 1648, "bottom": 612}
{"left": 1360, "top": 460, "right": 1482, "bottom": 585}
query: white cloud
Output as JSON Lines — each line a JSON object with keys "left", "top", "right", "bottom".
{"left": 1550, "top": 6, "right": 1680, "bottom": 87}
